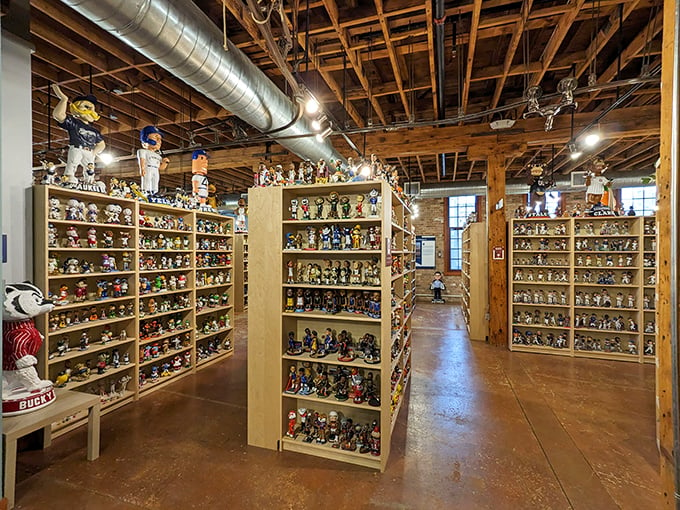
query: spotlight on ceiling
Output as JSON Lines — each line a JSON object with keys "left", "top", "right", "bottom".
{"left": 584, "top": 133, "right": 600, "bottom": 147}
{"left": 98, "top": 152, "right": 114, "bottom": 165}
{"left": 315, "top": 126, "right": 332, "bottom": 143}
{"left": 360, "top": 163, "right": 372, "bottom": 177}
{"left": 311, "top": 114, "right": 327, "bottom": 131}
{"left": 305, "top": 96, "right": 320, "bottom": 115}
{"left": 568, "top": 142, "right": 582, "bottom": 160}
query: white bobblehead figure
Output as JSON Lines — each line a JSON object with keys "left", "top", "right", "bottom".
{"left": 137, "top": 126, "right": 170, "bottom": 197}
{"left": 191, "top": 149, "right": 210, "bottom": 206}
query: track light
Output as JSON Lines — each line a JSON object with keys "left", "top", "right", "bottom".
{"left": 584, "top": 133, "right": 600, "bottom": 147}
{"left": 305, "top": 97, "right": 320, "bottom": 114}
{"left": 98, "top": 152, "right": 114, "bottom": 165}
{"left": 360, "top": 163, "right": 372, "bottom": 177}
{"left": 311, "top": 114, "right": 327, "bottom": 131}
{"left": 568, "top": 142, "right": 582, "bottom": 160}
{"left": 315, "top": 126, "right": 332, "bottom": 143}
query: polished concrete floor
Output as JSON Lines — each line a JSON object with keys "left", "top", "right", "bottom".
{"left": 12, "top": 303, "right": 660, "bottom": 509}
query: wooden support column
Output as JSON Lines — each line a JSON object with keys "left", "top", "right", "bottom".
{"left": 657, "top": 0, "right": 679, "bottom": 504}
{"left": 468, "top": 143, "right": 525, "bottom": 347}
{"left": 486, "top": 152, "right": 507, "bottom": 346}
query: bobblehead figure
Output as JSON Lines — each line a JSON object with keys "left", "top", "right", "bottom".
{"left": 191, "top": 150, "right": 210, "bottom": 206}
{"left": 137, "top": 126, "right": 170, "bottom": 196}
{"left": 51, "top": 84, "right": 105, "bottom": 184}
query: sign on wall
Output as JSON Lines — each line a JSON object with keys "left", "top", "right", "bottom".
{"left": 416, "top": 235, "right": 436, "bottom": 269}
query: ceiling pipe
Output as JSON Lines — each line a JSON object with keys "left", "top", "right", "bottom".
{"left": 60, "top": 0, "right": 344, "bottom": 164}
{"left": 433, "top": 0, "right": 447, "bottom": 177}
{"left": 411, "top": 167, "right": 655, "bottom": 198}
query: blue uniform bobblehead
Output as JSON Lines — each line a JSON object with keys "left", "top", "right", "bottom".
{"left": 137, "top": 126, "right": 170, "bottom": 197}
{"left": 51, "top": 84, "right": 105, "bottom": 184}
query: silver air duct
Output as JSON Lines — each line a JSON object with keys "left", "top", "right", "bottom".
{"left": 412, "top": 168, "right": 654, "bottom": 199}
{"left": 61, "top": 0, "right": 343, "bottom": 163}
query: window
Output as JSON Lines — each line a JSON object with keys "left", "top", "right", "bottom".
{"left": 544, "top": 192, "right": 561, "bottom": 217}
{"left": 620, "top": 186, "right": 657, "bottom": 216}
{"left": 447, "top": 196, "right": 477, "bottom": 271}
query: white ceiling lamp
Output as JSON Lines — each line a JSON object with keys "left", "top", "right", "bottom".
{"left": 98, "top": 152, "right": 114, "bottom": 165}
{"left": 584, "top": 133, "right": 600, "bottom": 147}
{"left": 568, "top": 142, "right": 582, "bottom": 160}
{"left": 315, "top": 126, "right": 332, "bottom": 143}
{"left": 311, "top": 114, "right": 327, "bottom": 131}
{"left": 305, "top": 96, "right": 319, "bottom": 115}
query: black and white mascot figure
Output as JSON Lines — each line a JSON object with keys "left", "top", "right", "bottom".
{"left": 2, "top": 282, "right": 56, "bottom": 415}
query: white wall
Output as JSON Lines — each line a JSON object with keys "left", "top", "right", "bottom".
{"left": 1, "top": 33, "right": 33, "bottom": 283}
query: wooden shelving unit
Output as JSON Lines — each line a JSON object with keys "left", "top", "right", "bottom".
{"left": 247, "top": 180, "right": 414, "bottom": 471}
{"left": 233, "top": 233, "right": 249, "bottom": 312}
{"left": 33, "top": 185, "right": 234, "bottom": 433}
{"left": 508, "top": 216, "right": 656, "bottom": 363}
{"left": 461, "top": 222, "right": 488, "bottom": 341}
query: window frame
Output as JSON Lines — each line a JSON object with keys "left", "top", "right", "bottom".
{"left": 619, "top": 186, "right": 657, "bottom": 216}
{"left": 445, "top": 195, "right": 478, "bottom": 275}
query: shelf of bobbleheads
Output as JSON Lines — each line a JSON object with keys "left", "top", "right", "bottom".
{"left": 233, "top": 232, "right": 249, "bottom": 312}
{"left": 33, "top": 185, "right": 235, "bottom": 434}
{"left": 34, "top": 185, "right": 139, "bottom": 435}
{"left": 194, "top": 210, "right": 234, "bottom": 370}
{"left": 461, "top": 221, "right": 488, "bottom": 341}
{"left": 247, "top": 180, "right": 414, "bottom": 471}
{"left": 508, "top": 216, "right": 657, "bottom": 363}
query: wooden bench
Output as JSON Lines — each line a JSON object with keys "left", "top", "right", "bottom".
{"left": 3, "top": 389, "right": 100, "bottom": 509}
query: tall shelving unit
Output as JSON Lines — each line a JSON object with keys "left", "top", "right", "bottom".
{"left": 461, "top": 222, "right": 488, "bottom": 341}
{"left": 247, "top": 180, "right": 414, "bottom": 471}
{"left": 194, "top": 210, "right": 235, "bottom": 369}
{"left": 34, "top": 185, "right": 139, "bottom": 434}
{"left": 508, "top": 216, "right": 656, "bottom": 363}
{"left": 33, "top": 185, "right": 234, "bottom": 432}
{"left": 233, "top": 233, "right": 249, "bottom": 312}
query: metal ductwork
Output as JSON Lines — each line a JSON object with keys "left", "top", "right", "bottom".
{"left": 411, "top": 168, "right": 655, "bottom": 199}
{"left": 61, "top": 0, "right": 343, "bottom": 163}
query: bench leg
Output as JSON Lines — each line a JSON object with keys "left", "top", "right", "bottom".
{"left": 87, "top": 403, "right": 100, "bottom": 461}
{"left": 4, "top": 436, "right": 16, "bottom": 509}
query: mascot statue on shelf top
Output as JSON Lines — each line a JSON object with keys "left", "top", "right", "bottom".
{"left": 51, "top": 84, "right": 105, "bottom": 184}
{"left": 584, "top": 157, "right": 615, "bottom": 216}
{"left": 191, "top": 149, "right": 210, "bottom": 208}
{"left": 137, "top": 125, "right": 170, "bottom": 197}
{"left": 2, "top": 282, "right": 56, "bottom": 415}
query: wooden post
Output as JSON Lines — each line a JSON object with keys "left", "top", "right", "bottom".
{"left": 657, "top": 0, "right": 678, "bottom": 504}
{"left": 486, "top": 152, "right": 507, "bottom": 346}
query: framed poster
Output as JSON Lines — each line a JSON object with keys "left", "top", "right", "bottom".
{"left": 415, "top": 235, "right": 436, "bottom": 269}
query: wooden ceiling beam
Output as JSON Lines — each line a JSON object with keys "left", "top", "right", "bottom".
{"left": 354, "top": 105, "right": 659, "bottom": 157}
{"left": 461, "top": 0, "right": 483, "bottom": 119}
{"left": 321, "top": 0, "right": 387, "bottom": 125}
{"left": 415, "top": 155, "right": 426, "bottom": 182}
{"left": 580, "top": 10, "right": 663, "bottom": 110}
{"left": 609, "top": 141, "right": 661, "bottom": 170}
{"left": 375, "top": 0, "right": 410, "bottom": 120}
{"left": 556, "top": 138, "right": 619, "bottom": 174}
{"left": 467, "top": 160, "right": 476, "bottom": 181}
{"left": 452, "top": 152, "right": 459, "bottom": 181}
{"left": 574, "top": 0, "right": 641, "bottom": 80}
{"left": 490, "top": 0, "right": 534, "bottom": 110}
{"left": 518, "top": 0, "right": 587, "bottom": 117}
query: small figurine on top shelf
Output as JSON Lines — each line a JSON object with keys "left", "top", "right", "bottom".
{"left": 235, "top": 198, "right": 248, "bottom": 232}
{"left": 137, "top": 126, "right": 170, "bottom": 198}
{"left": 51, "top": 84, "right": 105, "bottom": 184}
{"left": 431, "top": 271, "right": 446, "bottom": 304}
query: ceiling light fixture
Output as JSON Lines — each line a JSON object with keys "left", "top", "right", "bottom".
{"left": 315, "top": 126, "right": 332, "bottom": 143}
{"left": 98, "top": 152, "right": 114, "bottom": 165}
{"left": 584, "top": 133, "right": 600, "bottom": 147}
{"left": 311, "top": 114, "right": 327, "bottom": 131}
{"left": 305, "top": 96, "right": 319, "bottom": 114}
{"left": 568, "top": 142, "right": 582, "bottom": 160}
{"left": 360, "top": 162, "right": 372, "bottom": 177}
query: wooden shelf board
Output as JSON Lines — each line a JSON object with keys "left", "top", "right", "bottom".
{"left": 282, "top": 311, "right": 381, "bottom": 323}
{"left": 49, "top": 337, "right": 136, "bottom": 365}
{"left": 283, "top": 283, "right": 381, "bottom": 291}
{"left": 49, "top": 294, "right": 134, "bottom": 312}
{"left": 195, "top": 326, "right": 234, "bottom": 340}
{"left": 56, "top": 364, "right": 135, "bottom": 391}
{"left": 50, "top": 270, "right": 136, "bottom": 280}
{"left": 140, "top": 306, "right": 193, "bottom": 321}
{"left": 196, "top": 304, "right": 234, "bottom": 316}
{"left": 573, "top": 328, "right": 639, "bottom": 335}
{"left": 196, "top": 349, "right": 234, "bottom": 369}
{"left": 282, "top": 352, "right": 383, "bottom": 370}
{"left": 46, "top": 314, "right": 134, "bottom": 336}
{"left": 283, "top": 391, "right": 381, "bottom": 411}
{"left": 280, "top": 436, "right": 381, "bottom": 470}
{"left": 140, "top": 287, "right": 194, "bottom": 299}
{"left": 195, "top": 282, "right": 233, "bottom": 291}
{"left": 139, "top": 328, "right": 194, "bottom": 346}
{"left": 138, "top": 368, "right": 194, "bottom": 395}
